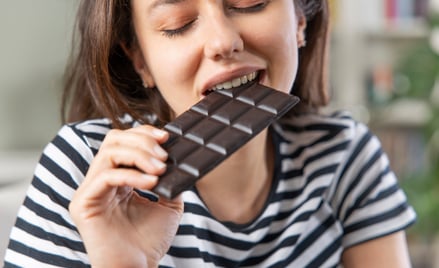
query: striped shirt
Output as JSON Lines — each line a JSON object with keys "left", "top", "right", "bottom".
{"left": 4, "top": 111, "right": 416, "bottom": 267}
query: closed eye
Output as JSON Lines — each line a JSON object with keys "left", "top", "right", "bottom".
{"left": 161, "top": 19, "right": 196, "bottom": 38}
{"left": 228, "top": 0, "right": 270, "bottom": 13}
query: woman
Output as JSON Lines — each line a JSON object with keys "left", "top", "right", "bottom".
{"left": 4, "top": 0, "right": 416, "bottom": 267}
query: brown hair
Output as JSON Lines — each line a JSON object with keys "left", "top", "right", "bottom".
{"left": 62, "top": 0, "right": 330, "bottom": 129}
{"left": 292, "top": 0, "right": 330, "bottom": 114}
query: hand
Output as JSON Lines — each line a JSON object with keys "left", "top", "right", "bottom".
{"left": 69, "top": 125, "right": 183, "bottom": 268}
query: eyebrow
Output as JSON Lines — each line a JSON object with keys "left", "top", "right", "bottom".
{"left": 149, "top": 0, "right": 188, "bottom": 11}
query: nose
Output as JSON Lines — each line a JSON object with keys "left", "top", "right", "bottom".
{"left": 203, "top": 15, "right": 244, "bottom": 61}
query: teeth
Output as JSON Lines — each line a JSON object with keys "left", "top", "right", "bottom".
{"left": 213, "top": 71, "right": 258, "bottom": 91}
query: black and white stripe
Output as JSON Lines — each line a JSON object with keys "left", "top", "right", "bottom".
{"left": 4, "top": 112, "right": 416, "bottom": 267}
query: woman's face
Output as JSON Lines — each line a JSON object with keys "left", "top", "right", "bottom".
{"left": 130, "top": 0, "right": 305, "bottom": 116}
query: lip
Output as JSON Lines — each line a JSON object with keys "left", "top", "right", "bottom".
{"left": 201, "top": 67, "right": 263, "bottom": 95}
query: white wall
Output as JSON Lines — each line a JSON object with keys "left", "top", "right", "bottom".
{"left": 0, "top": 0, "right": 78, "bottom": 261}
{"left": 0, "top": 0, "right": 77, "bottom": 150}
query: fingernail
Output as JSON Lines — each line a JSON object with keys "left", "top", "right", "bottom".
{"left": 152, "top": 129, "right": 167, "bottom": 138}
{"left": 150, "top": 157, "right": 166, "bottom": 170}
{"left": 142, "top": 174, "right": 158, "bottom": 183}
{"left": 153, "top": 145, "right": 168, "bottom": 159}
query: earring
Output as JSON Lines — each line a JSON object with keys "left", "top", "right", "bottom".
{"left": 298, "top": 39, "right": 307, "bottom": 48}
{"left": 142, "top": 81, "right": 150, "bottom": 89}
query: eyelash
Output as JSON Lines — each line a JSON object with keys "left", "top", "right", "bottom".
{"left": 161, "top": 1, "right": 269, "bottom": 38}
{"left": 162, "top": 20, "right": 196, "bottom": 38}
{"left": 228, "top": 1, "right": 269, "bottom": 13}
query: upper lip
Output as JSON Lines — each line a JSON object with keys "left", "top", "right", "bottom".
{"left": 201, "top": 67, "right": 261, "bottom": 94}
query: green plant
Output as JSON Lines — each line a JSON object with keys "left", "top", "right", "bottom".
{"left": 402, "top": 168, "right": 439, "bottom": 239}
{"left": 395, "top": 13, "right": 439, "bottom": 240}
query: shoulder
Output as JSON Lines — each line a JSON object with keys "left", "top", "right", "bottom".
{"left": 272, "top": 111, "right": 388, "bottom": 203}
{"left": 66, "top": 116, "right": 137, "bottom": 150}
{"left": 275, "top": 110, "right": 392, "bottom": 184}
{"left": 274, "top": 110, "right": 371, "bottom": 152}
{"left": 274, "top": 111, "right": 416, "bottom": 248}
{"left": 62, "top": 115, "right": 138, "bottom": 154}
{"left": 39, "top": 116, "right": 137, "bottom": 187}
{"left": 279, "top": 110, "right": 365, "bottom": 134}
{"left": 270, "top": 111, "right": 374, "bottom": 203}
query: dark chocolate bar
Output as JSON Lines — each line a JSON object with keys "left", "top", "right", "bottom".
{"left": 152, "top": 83, "right": 299, "bottom": 199}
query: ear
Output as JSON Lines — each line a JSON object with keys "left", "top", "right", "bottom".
{"left": 120, "top": 42, "right": 155, "bottom": 88}
{"left": 296, "top": 13, "right": 307, "bottom": 48}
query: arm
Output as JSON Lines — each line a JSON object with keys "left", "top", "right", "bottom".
{"left": 342, "top": 231, "right": 412, "bottom": 268}
{"left": 333, "top": 120, "right": 416, "bottom": 268}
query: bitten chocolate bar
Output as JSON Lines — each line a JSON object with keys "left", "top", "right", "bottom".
{"left": 152, "top": 83, "right": 300, "bottom": 199}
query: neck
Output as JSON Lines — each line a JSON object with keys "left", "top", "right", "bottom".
{"left": 195, "top": 129, "right": 274, "bottom": 224}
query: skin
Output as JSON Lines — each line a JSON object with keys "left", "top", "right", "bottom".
{"left": 342, "top": 231, "right": 412, "bottom": 268}
{"left": 69, "top": 0, "right": 413, "bottom": 267}
{"left": 128, "top": 0, "right": 305, "bottom": 223}
{"left": 131, "top": 0, "right": 302, "bottom": 115}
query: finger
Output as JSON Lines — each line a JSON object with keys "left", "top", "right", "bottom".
{"left": 103, "top": 128, "right": 168, "bottom": 161}
{"left": 70, "top": 168, "right": 159, "bottom": 220}
{"left": 128, "top": 125, "right": 169, "bottom": 143}
{"left": 128, "top": 126, "right": 169, "bottom": 159}
{"left": 106, "top": 146, "right": 166, "bottom": 175}
{"left": 85, "top": 147, "right": 165, "bottom": 182}
{"left": 85, "top": 168, "right": 159, "bottom": 200}
{"left": 105, "top": 169, "right": 158, "bottom": 190}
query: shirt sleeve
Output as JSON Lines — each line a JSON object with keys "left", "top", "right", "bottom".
{"left": 332, "top": 122, "right": 416, "bottom": 248}
{"left": 3, "top": 125, "right": 93, "bottom": 267}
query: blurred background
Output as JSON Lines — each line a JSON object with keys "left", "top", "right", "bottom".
{"left": 330, "top": 1, "right": 439, "bottom": 267}
{"left": 0, "top": 0, "right": 78, "bottom": 261}
{"left": 1, "top": 0, "right": 438, "bottom": 266}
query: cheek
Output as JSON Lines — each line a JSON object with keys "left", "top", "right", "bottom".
{"left": 239, "top": 0, "right": 300, "bottom": 91}
{"left": 275, "top": 33, "right": 299, "bottom": 90}
{"left": 251, "top": 19, "right": 299, "bottom": 92}
{"left": 146, "top": 43, "right": 193, "bottom": 87}
{"left": 143, "top": 42, "right": 199, "bottom": 112}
